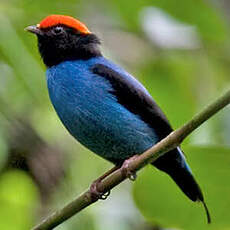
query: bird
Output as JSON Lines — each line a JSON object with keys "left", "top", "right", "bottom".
{"left": 26, "top": 15, "right": 210, "bottom": 223}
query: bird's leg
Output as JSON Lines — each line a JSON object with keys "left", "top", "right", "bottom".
{"left": 121, "top": 155, "right": 139, "bottom": 181}
{"left": 90, "top": 155, "right": 139, "bottom": 200}
{"left": 90, "top": 165, "right": 119, "bottom": 200}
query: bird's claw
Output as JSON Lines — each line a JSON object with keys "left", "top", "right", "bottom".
{"left": 121, "top": 155, "right": 139, "bottom": 181}
{"left": 90, "top": 180, "right": 110, "bottom": 201}
{"left": 100, "top": 190, "right": 110, "bottom": 200}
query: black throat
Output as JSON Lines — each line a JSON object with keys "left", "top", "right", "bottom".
{"left": 37, "top": 32, "right": 102, "bottom": 67}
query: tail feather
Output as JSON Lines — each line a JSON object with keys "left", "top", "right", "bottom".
{"left": 202, "top": 200, "right": 211, "bottom": 224}
{"left": 168, "top": 165, "right": 203, "bottom": 202}
{"left": 152, "top": 147, "right": 211, "bottom": 223}
{"left": 169, "top": 166, "right": 211, "bottom": 223}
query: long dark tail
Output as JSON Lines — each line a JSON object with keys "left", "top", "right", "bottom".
{"left": 152, "top": 147, "right": 211, "bottom": 223}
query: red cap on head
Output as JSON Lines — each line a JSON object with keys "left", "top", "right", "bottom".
{"left": 38, "top": 15, "right": 90, "bottom": 34}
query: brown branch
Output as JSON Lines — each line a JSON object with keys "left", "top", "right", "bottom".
{"left": 32, "top": 89, "right": 230, "bottom": 230}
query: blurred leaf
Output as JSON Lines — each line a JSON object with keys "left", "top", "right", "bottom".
{"left": 133, "top": 145, "right": 230, "bottom": 230}
{"left": 0, "top": 170, "right": 38, "bottom": 230}
{"left": 108, "top": 0, "right": 228, "bottom": 43}
{"left": 0, "top": 14, "right": 46, "bottom": 104}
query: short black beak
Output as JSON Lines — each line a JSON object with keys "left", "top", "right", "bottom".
{"left": 25, "top": 25, "right": 43, "bottom": 36}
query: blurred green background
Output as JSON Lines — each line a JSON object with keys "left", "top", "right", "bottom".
{"left": 0, "top": 0, "right": 230, "bottom": 229}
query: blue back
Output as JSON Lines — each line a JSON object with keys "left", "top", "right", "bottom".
{"left": 47, "top": 57, "right": 157, "bottom": 161}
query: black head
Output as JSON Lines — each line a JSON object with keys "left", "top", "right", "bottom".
{"left": 26, "top": 15, "right": 101, "bottom": 67}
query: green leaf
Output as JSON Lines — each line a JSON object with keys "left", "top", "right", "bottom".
{"left": 133, "top": 146, "right": 230, "bottom": 230}
{"left": 0, "top": 170, "right": 39, "bottom": 230}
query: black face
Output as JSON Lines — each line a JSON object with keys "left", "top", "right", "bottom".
{"left": 28, "top": 25, "right": 101, "bottom": 67}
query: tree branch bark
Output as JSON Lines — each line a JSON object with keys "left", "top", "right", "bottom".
{"left": 32, "top": 89, "right": 230, "bottom": 230}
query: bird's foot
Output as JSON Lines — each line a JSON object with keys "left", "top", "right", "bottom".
{"left": 89, "top": 165, "right": 119, "bottom": 200}
{"left": 121, "top": 155, "right": 139, "bottom": 181}
{"left": 90, "top": 179, "right": 110, "bottom": 201}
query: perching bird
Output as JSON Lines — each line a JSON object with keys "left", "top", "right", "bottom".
{"left": 26, "top": 15, "right": 210, "bottom": 223}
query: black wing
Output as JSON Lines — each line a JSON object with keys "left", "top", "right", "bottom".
{"left": 92, "top": 63, "right": 173, "bottom": 140}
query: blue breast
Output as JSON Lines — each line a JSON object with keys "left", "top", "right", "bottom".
{"left": 46, "top": 57, "right": 158, "bottom": 162}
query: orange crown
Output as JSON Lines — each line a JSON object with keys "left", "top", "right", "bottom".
{"left": 38, "top": 15, "right": 90, "bottom": 34}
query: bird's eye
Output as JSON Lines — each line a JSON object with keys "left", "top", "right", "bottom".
{"left": 53, "top": 27, "right": 64, "bottom": 35}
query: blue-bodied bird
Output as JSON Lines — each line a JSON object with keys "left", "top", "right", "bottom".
{"left": 26, "top": 15, "right": 210, "bottom": 223}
